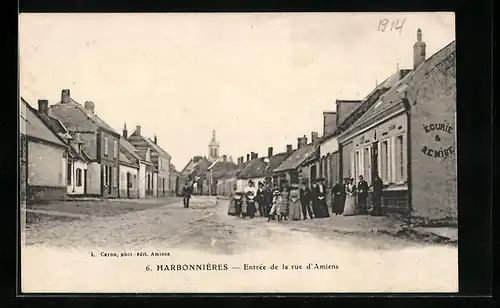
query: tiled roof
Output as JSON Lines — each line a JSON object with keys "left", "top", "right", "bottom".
{"left": 20, "top": 98, "right": 67, "bottom": 148}
{"left": 49, "top": 98, "right": 119, "bottom": 135}
{"left": 238, "top": 158, "right": 268, "bottom": 179}
{"left": 273, "top": 144, "right": 318, "bottom": 173}
{"left": 265, "top": 152, "right": 288, "bottom": 177}
{"left": 345, "top": 41, "right": 456, "bottom": 136}
{"left": 210, "top": 160, "right": 238, "bottom": 180}
{"left": 347, "top": 70, "right": 413, "bottom": 129}
{"left": 120, "top": 137, "right": 142, "bottom": 161}
{"left": 319, "top": 70, "right": 412, "bottom": 145}
{"left": 129, "top": 131, "right": 171, "bottom": 159}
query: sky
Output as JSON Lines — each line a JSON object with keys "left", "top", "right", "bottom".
{"left": 19, "top": 12, "right": 455, "bottom": 169}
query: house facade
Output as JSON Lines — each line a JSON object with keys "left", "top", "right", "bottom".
{"left": 169, "top": 163, "right": 180, "bottom": 196}
{"left": 33, "top": 99, "right": 92, "bottom": 197}
{"left": 237, "top": 153, "right": 267, "bottom": 188}
{"left": 273, "top": 143, "right": 317, "bottom": 188}
{"left": 20, "top": 98, "right": 68, "bottom": 202}
{"left": 206, "top": 155, "right": 237, "bottom": 195}
{"left": 127, "top": 125, "right": 171, "bottom": 197}
{"left": 337, "top": 31, "right": 457, "bottom": 224}
{"left": 49, "top": 89, "right": 121, "bottom": 198}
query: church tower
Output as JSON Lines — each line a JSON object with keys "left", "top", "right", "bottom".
{"left": 208, "top": 130, "right": 220, "bottom": 162}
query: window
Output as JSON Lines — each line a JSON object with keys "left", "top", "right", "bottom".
{"left": 133, "top": 175, "right": 137, "bottom": 188}
{"left": 396, "top": 135, "right": 405, "bottom": 182}
{"left": 104, "top": 136, "right": 109, "bottom": 156}
{"left": 158, "top": 159, "right": 162, "bottom": 171}
{"left": 113, "top": 140, "right": 118, "bottom": 158}
{"left": 381, "top": 140, "right": 389, "bottom": 183}
{"left": 67, "top": 163, "right": 72, "bottom": 185}
{"left": 364, "top": 147, "right": 370, "bottom": 181}
{"left": 76, "top": 168, "right": 82, "bottom": 187}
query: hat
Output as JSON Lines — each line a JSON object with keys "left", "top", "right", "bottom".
{"left": 248, "top": 180, "right": 254, "bottom": 184}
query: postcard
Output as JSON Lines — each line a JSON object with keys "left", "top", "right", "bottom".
{"left": 19, "top": 12, "right": 457, "bottom": 293}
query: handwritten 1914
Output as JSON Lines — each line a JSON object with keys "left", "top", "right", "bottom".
{"left": 377, "top": 18, "right": 406, "bottom": 34}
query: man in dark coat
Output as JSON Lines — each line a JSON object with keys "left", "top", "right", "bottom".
{"left": 182, "top": 181, "right": 193, "bottom": 208}
{"left": 256, "top": 182, "right": 266, "bottom": 217}
{"left": 357, "top": 175, "right": 369, "bottom": 214}
{"left": 371, "top": 174, "right": 384, "bottom": 216}
{"left": 331, "top": 179, "right": 345, "bottom": 215}
{"left": 299, "top": 181, "right": 314, "bottom": 219}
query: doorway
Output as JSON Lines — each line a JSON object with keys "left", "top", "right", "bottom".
{"left": 126, "top": 172, "right": 131, "bottom": 198}
{"left": 371, "top": 141, "right": 379, "bottom": 184}
{"left": 84, "top": 169, "right": 87, "bottom": 195}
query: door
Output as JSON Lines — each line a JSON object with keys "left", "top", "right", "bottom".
{"left": 126, "top": 172, "right": 131, "bottom": 198}
{"left": 371, "top": 141, "right": 379, "bottom": 185}
{"left": 84, "top": 169, "right": 87, "bottom": 195}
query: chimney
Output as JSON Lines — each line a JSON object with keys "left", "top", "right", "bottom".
{"left": 38, "top": 99, "right": 49, "bottom": 115}
{"left": 253, "top": 152, "right": 258, "bottom": 159}
{"left": 413, "top": 28, "right": 426, "bottom": 69}
{"left": 122, "top": 123, "right": 128, "bottom": 139}
{"left": 61, "top": 89, "right": 70, "bottom": 104}
{"left": 246, "top": 153, "right": 250, "bottom": 162}
{"left": 222, "top": 155, "right": 227, "bottom": 162}
{"left": 336, "top": 100, "right": 363, "bottom": 125}
{"left": 323, "top": 111, "right": 337, "bottom": 136}
{"left": 135, "top": 125, "right": 142, "bottom": 136}
{"left": 84, "top": 101, "right": 95, "bottom": 114}
{"left": 311, "top": 131, "right": 319, "bottom": 143}
{"left": 298, "top": 135, "right": 308, "bottom": 149}
{"left": 268, "top": 147, "right": 273, "bottom": 158}
{"left": 286, "top": 144, "right": 293, "bottom": 154}
{"left": 153, "top": 134, "right": 157, "bottom": 144}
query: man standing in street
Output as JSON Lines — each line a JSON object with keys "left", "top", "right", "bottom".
{"left": 299, "top": 181, "right": 314, "bottom": 219}
{"left": 256, "top": 181, "right": 266, "bottom": 217}
{"left": 357, "top": 175, "right": 369, "bottom": 214}
{"left": 182, "top": 181, "right": 193, "bottom": 208}
{"left": 371, "top": 174, "right": 384, "bottom": 216}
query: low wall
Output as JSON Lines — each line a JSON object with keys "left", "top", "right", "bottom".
{"left": 27, "top": 185, "right": 66, "bottom": 203}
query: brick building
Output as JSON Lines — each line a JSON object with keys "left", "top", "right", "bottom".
{"left": 49, "top": 89, "right": 121, "bottom": 198}
{"left": 337, "top": 30, "right": 456, "bottom": 224}
{"left": 127, "top": 125, "right": 171, "bottom": 197}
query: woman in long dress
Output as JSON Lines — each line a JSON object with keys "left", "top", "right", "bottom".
{"left": 342, "top": 178, "right": 356, "bottom": 216}
{"left": 288, "top": 185, "right": 302, "bottom": 221}
{"left": 277, "top": 187, "right": 290, "bottom": 221}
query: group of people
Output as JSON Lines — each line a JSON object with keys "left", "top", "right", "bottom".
{"left": 232, "top": 173, "right": 385, "bottom": 220}
{"left": 330, "top": 174, "right": 385, "bottom": 216}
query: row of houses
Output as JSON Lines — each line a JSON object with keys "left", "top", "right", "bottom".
{"left": 178, "top": 30, "right": 457, "bottom": 224}
{"left": 20, "top": 89, "right": 180, "bottom": 202}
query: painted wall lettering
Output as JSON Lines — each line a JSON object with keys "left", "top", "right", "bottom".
{"left": 422, "top": 122, "right": 454, "bottom": 134}
{"left": 421, "top": 120, "right": 455, "bottom": 159}
{"left": 421, "top": 145, "right": 454, "bottom": 159}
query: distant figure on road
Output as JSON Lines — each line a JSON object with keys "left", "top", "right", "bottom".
{"left": 357, "top": 175, "right": 369, "bottom": 214}
{"left": 371, "top": 174, "right": 384, "bottom": 216}
{"left": 182, "top": 181, "right": 193, "bottom": 208}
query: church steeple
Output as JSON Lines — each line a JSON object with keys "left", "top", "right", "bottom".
{"left": 208, "top": 130, "right": 220, "bottom": 162}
